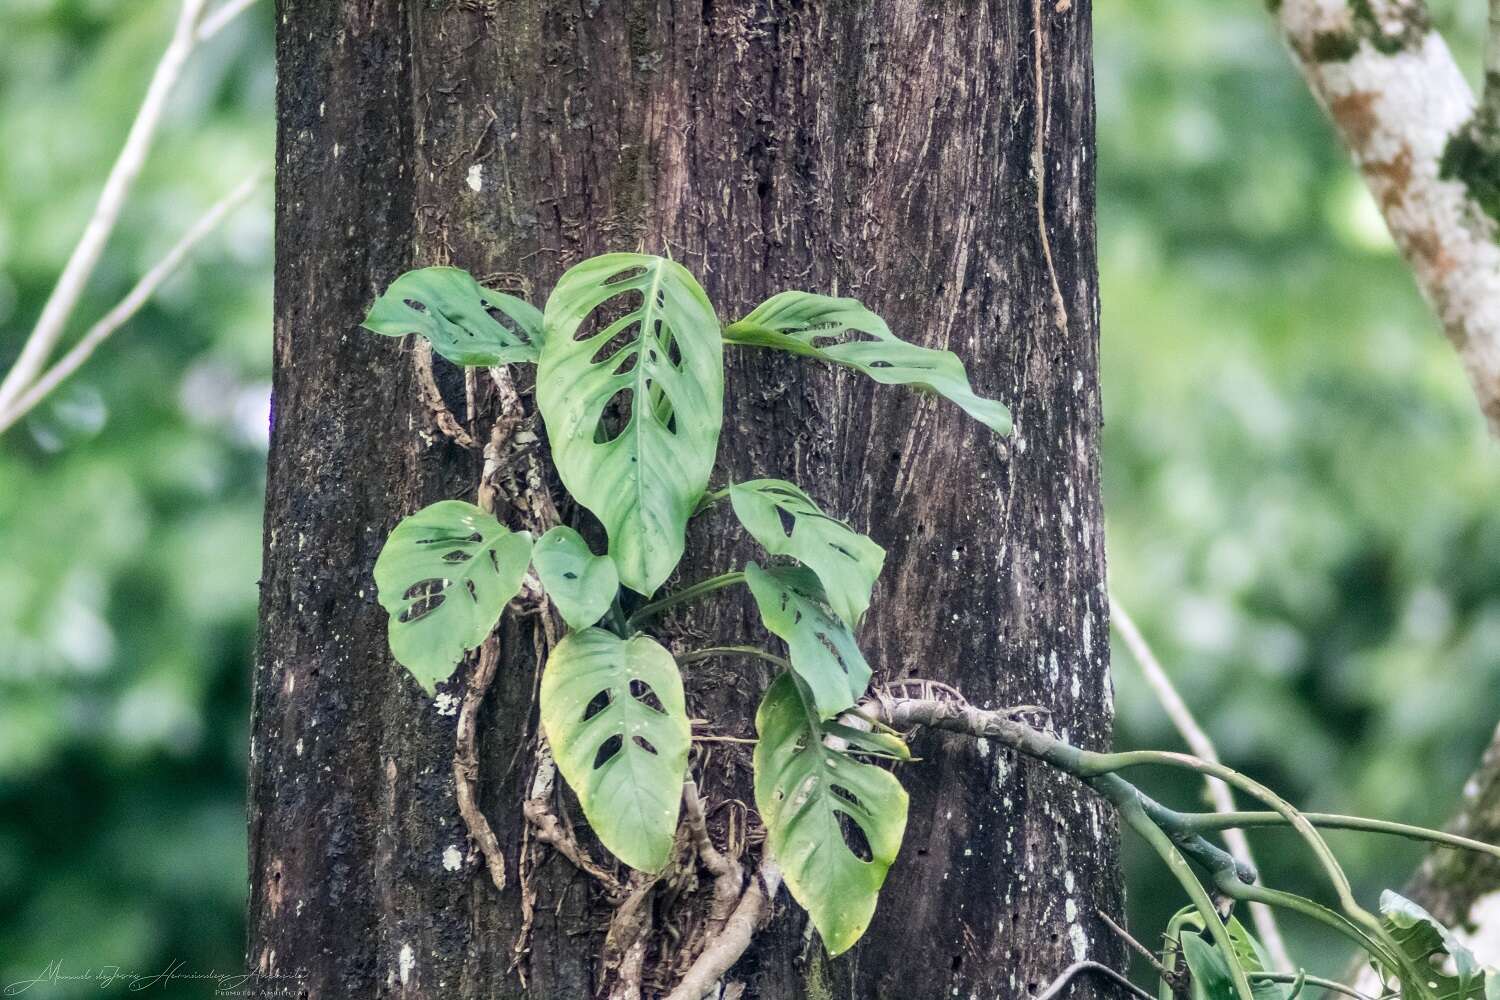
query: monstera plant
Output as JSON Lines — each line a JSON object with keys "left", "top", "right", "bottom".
{"left": 359, "top": 255, "right": 1500, "bottom": 999}
{"left": 361, "top": 252, "right": 1010, "bottom": 953}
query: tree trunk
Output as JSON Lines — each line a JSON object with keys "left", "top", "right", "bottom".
{"left": 1402, "top": 722, "right": 1500, "bottom": 956}
{"left": 250, "top": 2, "right": 1122, "bottom": 998}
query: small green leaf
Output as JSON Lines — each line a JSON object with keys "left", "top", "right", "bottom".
{"left": 373, "top": 500, "right": 533, "bottom": 693}
{"left": 537, "top": 253, "right": 724, "bottom": 596}
{"left": 540, "top": 629, "right": 690, "bottom": 872}
{"left": 362, "top": 266, "right": 541, "bottom": 365}
{"left": 1182, "top": 933, "right": 1240, "bottom": 1000}
{"left": 729, "top": 479, "right": 885, "bottom": 627}
{"left": 754, "top": 673, "right": 907, "bottom": 956}
{"left": 1380, "top": 890, "right": 1490, "bottom": 1000}
{"left": 744, "top": 562, "right": 872, "bottom": 719}
{"left": 725, "top": 291, "right": 1011, "bottom": 434}
{"left": 1225, "top": 919, "right": 1291, "bottom": 1000}
{"left": 532, "top": 526, "right": 619, "bottom": 629}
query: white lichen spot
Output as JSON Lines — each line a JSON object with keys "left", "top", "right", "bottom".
{"left": 466, "top": 163, "right": 484, "bottom": 192}
{"left": 434, "top": 692, "right": 459, "bottom": 717}
{"left": 443, "top": 845, "right": 463, "bottom": 872}
{"left": 1069, "top": 922, "right": 1089, "bottom": 961}
{"left": 1065, "top": 898, "right": 1078, "bottom": 922}
{"left": 399, "top": 943, "right": 415, "bottom": 986}
{"left": 1065, "top": 870, "right": 1076, "bottom": 893}
{"left": 332, "top": 142, "right": 341, "bottom": 160}
{"left": 976, "top": 737, "right": 991, "bottom": 758}
{"left": 295, "top": 738, "right": 304, "bottom": 757}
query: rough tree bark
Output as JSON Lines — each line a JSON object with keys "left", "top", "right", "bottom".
{"left": 250, "top": 2, "right": 1123, "bottom": 997}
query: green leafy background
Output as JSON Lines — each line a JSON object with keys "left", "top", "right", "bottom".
{"left": 1, "top": 0, "right": 1497, "bottom": 992}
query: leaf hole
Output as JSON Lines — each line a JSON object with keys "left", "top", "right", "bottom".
{"left": 593, "top": 734, "right": 623, "bottom": 769}
{"left": 776, "top": 506, "right": 796, "bottom": 536}
{"left": 403, "top": 298, "right": 428, "bottom": 313}
{"left": 632, "top": 734, "right": 658, "bottom": 755}
{"left": 810, "top": 327, "right": 880, "bottom": 348}
{"left": 829, "top": 783, "right": 864, "bottom": 810}
{"left": 582, "top": 689, "right": 612, "bottom": 722}
{"left": 629, "top": 679, "right": 666, "bottom": 714}
{"left": 815, "top": 632, "right": 849, "bottom": 674}
{"left": 573, "top": 291, "right": 643, "bottom": 344}
{"left": 836, "top": 810, "right": 874, "bottom": 862}
{"left": 402, "top": 578, "right": 447, "bottom": 601}
{"left": 482, "top": 301, "right": 532, "bottom": 343}
{"left": 442, "top": 549, "right": 473, "bottom": 563}
{"left": 562, "top": 571, "right": 579, "bottom": 580}
{"left": 594, "top": 387, "right": 634, "bottom": 444}
{"left": 604, "top": 265, "right": 648, "bottom": 285}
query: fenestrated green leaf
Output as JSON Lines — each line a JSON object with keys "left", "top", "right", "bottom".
{"left": 1380, "top": 890, "right": 1494, "bottom": 1000}
{"left": 724, "top": 291, "right": 1011, "bottom": 434}
{"left": 539, "top": 629, "right": 690, "bottom": 872}
{"left": 729, "top": 479, "right": 885, "bottom": 627}
{"left": 373, "top": 500, "right": 533, "bottom": 693}
{"left": 537, "top": 253, "right": 724, "bottom": 596}
{"left": 744, "top": 562, "right": 872, "bottom": 719}
{"left": 532, "top": 525, "right": 619, "bottom": 630}
{"left": 362, "top": 266, "right": 542, "bottom": 365}
{"left": 753, "top": 673, "right": 908, "bottom": 956}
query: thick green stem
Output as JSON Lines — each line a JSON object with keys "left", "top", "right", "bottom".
{"left": 1122, "top": 799, "right": 1256, "bottom": 1000}
{"left": 1087, "top": 749, "right": 1379, "bottom": 941}
{"left": 1248, "top": 973, "right": 1379, "bottom": 1000}
{"left": 1211, "top": 873, "right": 1401, "bottom": 974}
{"left": 1177, "top": 811, "right": 1500, "bottom": 860}
{"left": 692, "top": 487, "right": 731, "bottom": 514}
{"left": 676, "top": 645, "right": 789, "bottom": 670}
{"left": 627, "top": 571, "right": 746, "bottom": 630}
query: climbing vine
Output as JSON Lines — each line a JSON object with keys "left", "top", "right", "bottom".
{"left": 361, "top": 252, "right": 1500, "bottom": 999}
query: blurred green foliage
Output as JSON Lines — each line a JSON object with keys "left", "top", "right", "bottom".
{"left": 1098, "top": 0, "right": 1500, "bottom": 977}
{"left": 0, "top": 0, "right": 1496, "bottom": 991}
{"left": 0, "top": 1, "right": 270, "bottom": 995}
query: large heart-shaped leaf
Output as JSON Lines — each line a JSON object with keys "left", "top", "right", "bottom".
{"left": 1380, "top": 890, "right": 1495, "bottom": 1000}
{"left": 753, "top": 673, "right": 907, "bottom": 955}
{"left": 745, "top": 562, "right": 872, "bottom": 719}
{"left": 362, "top": 266, "right": 542, "bottom": 365}
{"left": 540, "top": 629, "right": 690, "bottom": 872}
{"left": 725, "top": 291, "right": 1011, "bottom": 434}
{"left": 729, "top": 479, "right": 884, "bottom": 627}
{"left": 532, "top": 525, "right": 619, "bottom": 629}
{"left": 537, "top": 254, "right": 724, "bottom": 596}
{"left": 373, "top": 500, "right": 533, "bottom": 693}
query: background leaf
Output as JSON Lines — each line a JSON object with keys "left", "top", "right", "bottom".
{"left": 532, "top": 525, "right": 618, "bottom": 630}
{"left": 724, "top": 291, "right": 1010, "bottom": 434}
{"left": 537, "top": 253, "right": 724, "bottom": 596}
{"left": 539, "top": 629, "right": 690, "bottom": 872}
{"left": 362, "top": 266, "right": 541, "bottom": 365}
{"left": 753, "top": 673, "right": 908, "bottom": 956}
{"left": 1379, "top": 890, "right": 1492, "bottom": 1000}
{"left": 745, "top": 562, "right": 873, "bottom": 719}
{"left": 729, "top": 479, "right": 885, "bottom": 626}
{"left": 372, "top": 500, "right": 532, "bottom": 693}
